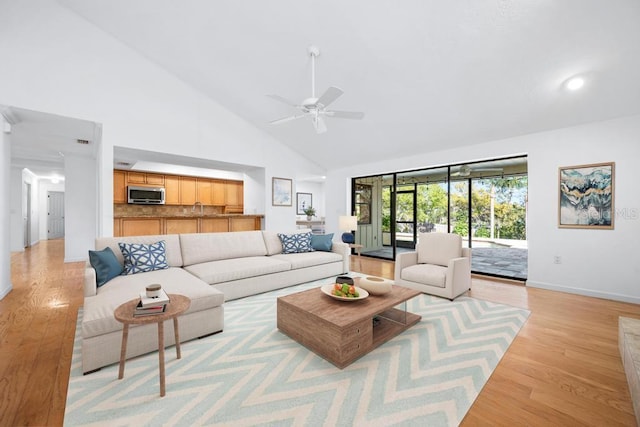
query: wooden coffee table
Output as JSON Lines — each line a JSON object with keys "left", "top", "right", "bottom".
{"left": 114, "top": 294, "right": 190, "bottom": 397}
{"left": 277, "top": 283, "right": 421, "bottom": 368}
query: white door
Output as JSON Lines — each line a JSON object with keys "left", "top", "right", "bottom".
{"left": 48, "top": 191, "right": 65, "bottom": 239}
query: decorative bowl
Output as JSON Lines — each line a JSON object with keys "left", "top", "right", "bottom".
{"left": 357, "top": 276, "right": 392, "bottom": 295}
{"left": 321, "top": 284, "right": 369, "bottom": 301}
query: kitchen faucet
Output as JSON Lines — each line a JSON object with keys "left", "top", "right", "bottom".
{"left": 192, "top": 201, "right": 204, "bottom": 216}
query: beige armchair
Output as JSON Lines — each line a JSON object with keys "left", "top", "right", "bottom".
{"left": 394, "top": 232, "right": 471, "bottom": 300}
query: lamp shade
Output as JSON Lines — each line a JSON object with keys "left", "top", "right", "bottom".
{"left": 339, "top": 215, "right": 358, "bottom": 231}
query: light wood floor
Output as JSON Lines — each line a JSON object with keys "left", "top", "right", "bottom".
{"left": 1, "top": 240, "right": 638, "bottom": 426}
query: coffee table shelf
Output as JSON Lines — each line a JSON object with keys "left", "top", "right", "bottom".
{"left": 277, "top": 284, "right": 421, "bottom": 369}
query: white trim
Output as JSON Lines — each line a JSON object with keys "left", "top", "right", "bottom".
{"left": 527, "top": 280, "right": 640, "bottom": 305}
{"left": 0, "top": 284, "right": 12, "bottom": 300}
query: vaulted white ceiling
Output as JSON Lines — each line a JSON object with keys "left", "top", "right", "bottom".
{"left": 56, "top": 0, "right": 640, "bottom": 170}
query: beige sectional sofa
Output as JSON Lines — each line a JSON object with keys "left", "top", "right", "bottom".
{"left": 83, "top": 230, "right": 349, "bottom": 373}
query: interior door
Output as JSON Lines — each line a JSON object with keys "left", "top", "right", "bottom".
{"left": 48, "top": 191, "right": 65, "bottom": 239}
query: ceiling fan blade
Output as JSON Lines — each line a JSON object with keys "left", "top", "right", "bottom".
{"left": 270, "top": 114, "right": 304, "bottom": 125}
{"left": 266, "top": 94, "right": 299, "bottom": 107}
{"left": 313, "top": 116, "right": 327, "bottom": 134}
{"left": 316, "top": 86, "right": 343, "bottom": 108}
{"left": 325, "top": 110, "right": 365, "bottom": 120}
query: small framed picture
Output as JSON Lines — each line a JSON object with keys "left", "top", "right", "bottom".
{"left": 272, "top": 177, "right": 292, "bottom": 206}
{"left": 558, "top": 162, "right": 614, "bottom": 229}
{"left": 296, "top": 192, "right": 312, "bottom": 215}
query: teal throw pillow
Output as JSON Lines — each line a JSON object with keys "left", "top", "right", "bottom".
{"left": 88, "top": 247, "right": 123, "bottom": 287}
{"left": 311, "top": 233, "right": 334, "bottom": 252}
{"left": 278, "top": 232, "right": 314, "bottom": 254}
{"left": 118, "top": 241, "right": 169, "bottom": 275}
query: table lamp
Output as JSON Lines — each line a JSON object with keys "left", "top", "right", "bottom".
{"left": 339, "top": 215, "right": 358, "bottom": 244}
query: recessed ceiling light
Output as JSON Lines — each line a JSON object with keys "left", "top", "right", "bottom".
{"left": 565, "top": 76, "right": 585, "bottom": 91}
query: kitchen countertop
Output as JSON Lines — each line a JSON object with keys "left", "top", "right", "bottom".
{"left": 114, "top": 214, "right": 264, "bottom": 219}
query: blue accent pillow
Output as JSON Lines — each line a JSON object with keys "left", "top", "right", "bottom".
{"left": 88, "top": 247, "right": 123, "bottom": 287}
{"left": 278, "top": 232, "right": 314, "bottom": 254}
{"left": 311, "top": 233, "right": 334, "bottom": 252}
{"left": 118, "top": 241, "right": 169, "bottom": 275}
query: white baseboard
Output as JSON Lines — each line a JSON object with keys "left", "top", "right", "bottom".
{"left": 0, "top": 284, "right": 13, "bottom": 300}
{"left": 527, "top": 280, "right": 640, "bottom": 305}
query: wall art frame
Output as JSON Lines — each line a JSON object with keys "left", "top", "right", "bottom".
{"left": 558, "top": 161, "right": 615, "bottom": 229}
{"left": 296, "top": 192, "right": 312, "bottom": 215}
{"left": 272, "top": 177, "right": 292, "bottom": 206}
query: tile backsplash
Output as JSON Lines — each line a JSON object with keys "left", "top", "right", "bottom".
{"left": 114, "top": 204, "right": 224, "bottom": 217}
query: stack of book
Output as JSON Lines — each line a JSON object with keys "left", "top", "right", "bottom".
{"left": 134, "top": 289, "right": 171, "bottom": 317}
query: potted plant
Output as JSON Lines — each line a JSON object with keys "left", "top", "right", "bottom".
{"left": 304, "top": 207, "right": 316, "bottom": 221}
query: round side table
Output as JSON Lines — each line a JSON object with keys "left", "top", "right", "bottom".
{"left": 114, "top": 294, "right": 190, "bottom": 397}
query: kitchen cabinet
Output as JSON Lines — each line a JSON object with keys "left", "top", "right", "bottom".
{"left": 196, "top": 178, "right": 213, "bottom": 205}
{"left": 200, "top": 218, "right": 229, "bottom": 233}
{"left": 165, "top": 218, "right": 198, "bottom": 234}
{"left": 164, "top": 175, "right": 180, "bottom": 205}
{"left": 225, "top": 180, "right": 243, "bottom": 208}
{"left": 127, "top": 171, "right": 165, "bottom": 186}
{"left": 212, "top": 180, "right": 225, "bottom": 206}
{"left": 230, "top": 217, "right": 259, "bottom": 232}
{"left": 114, "top": 218, "right": 121, "bottom": 237}
{"left": 120, "top": 218, "right": 162, "bottom": 237}
{"left": 180, "top": 177, "right": 197, "bottom": 205}
{"left": 113, "top": 170, "right": 126, "bottom": 204}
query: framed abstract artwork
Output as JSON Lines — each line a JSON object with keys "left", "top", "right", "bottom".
{"left": 272, "top": 177, "right": 292, "bottom": 206}
{"left": 558, "top": 162, "right": 614, "bottom": 229}
{"left": 296, "top": 192, "right": 312, "bottom": 215}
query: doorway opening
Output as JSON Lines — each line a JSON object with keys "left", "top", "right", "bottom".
{"left": 351, "top": 156, "right": 528, "bottom": 281}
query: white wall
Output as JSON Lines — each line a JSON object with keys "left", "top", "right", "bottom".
{"left": 0, "top": 0, "right": 326, "bottom": 258}
{"left": 0, "top": 115, "right": 12, "bottom": 299}
{"left": 295, "top": 181, "right": 326, "bottom": 219}
{"left": 325, "top": 114, "right": 640, "bottom": 303}
{"left": 64, "top": 154, "right": 96, "bottom": 262}
{"left": 9, "top": 166, "right": 23, "bottom": 252}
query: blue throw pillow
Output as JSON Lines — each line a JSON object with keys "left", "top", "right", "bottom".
{"left": 311, "top": 233, "right": 334, "bottom": 252}
{"left": 278, "top": 232, "right": 314, "bottom": 254}
{"left": 118, "top": 241, "right": 169, "bottom": 275}
{"left": 88, "top": 247, "right": 123, "bottom": 287}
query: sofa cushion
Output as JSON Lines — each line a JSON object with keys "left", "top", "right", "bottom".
{"left": 88, "top": 247, "right": 123, "bottom": 287}
{"left": 180, "top": 231, "right": 267, "bottom": 266}
{"left": 183, "top": 256, "right": 291, "bottom": 285}
{"left": 278, "top": 231, "right": 313, "bottom": 254}
{"left": 95, "top": 234, "right": 184, "bottom": 268}
{"left": 271, "top": 251, "right": 343, "bottom": 270}
{"left": 311, "top": 233, "right": 334, "bottom": 252}
{"left": 401, "top": 263, "right": 447, "bottom": 288}
{"left": 82, "top": 267, "right": 224, "bottom": 338}
{"left": 119, "top": 240, "right": 169, "bottom": 275}
{"left": 417, "top": 233, "right": 462, "bottom": 267}
{"left": 262, "top": 229, "right": 312, "bottom": 255}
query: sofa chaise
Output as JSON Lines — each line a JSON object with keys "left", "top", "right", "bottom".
{"left": 83, "top": 230, "right": 349, "bottom": 373}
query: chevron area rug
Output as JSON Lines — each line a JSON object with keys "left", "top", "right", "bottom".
{"left": 64, "top": 278, "right": 529, "bottom": 426}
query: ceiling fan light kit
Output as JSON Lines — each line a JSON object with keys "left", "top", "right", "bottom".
{"left": 267, "top": 45, "right": 364, "bottom": 134}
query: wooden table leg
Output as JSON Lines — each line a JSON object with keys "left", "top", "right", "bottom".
{"left": 158, "top": 320, "right": 165, "bottom": 397}
{"left": 173, "top": 317, "right": 181, "bottom": 359}
{"left": 118, "top": 324, "right": 129, "bottom": 380}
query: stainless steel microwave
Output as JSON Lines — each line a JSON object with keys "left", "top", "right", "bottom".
{"left": 127, "top": 185, "right": 165, "bottom": 204}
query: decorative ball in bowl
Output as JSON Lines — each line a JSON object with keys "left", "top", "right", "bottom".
{"left": 357, "top": 276, "right": 392, "bottom": 295}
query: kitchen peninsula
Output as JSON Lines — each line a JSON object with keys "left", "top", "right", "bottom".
{"left": 113, "top": 170, "right": 263, "bottom": 237}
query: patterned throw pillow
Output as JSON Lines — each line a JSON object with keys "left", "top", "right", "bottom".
{"left": 118, "top": 240, "right": 169, "bottom": 275}
{"left": 278, "top": 232, "right": 314, "bottom": 254}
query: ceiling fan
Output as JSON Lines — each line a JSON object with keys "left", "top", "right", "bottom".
{"left": 267, "top": 45, "right": 364, "bottom": 134}
{"left": 451, "top": 164, "right": 503, "bottom": 177}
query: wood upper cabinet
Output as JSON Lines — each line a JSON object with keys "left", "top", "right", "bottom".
{"left": 225, "top": 180, "right": 243, "bottom": 207}
{"left": 127, "top": 171, "right": 165, "bottom": 186}
{"left": 196, "top": 178, "right": 213, "bottom": 205}
{"left": 180, "top": 177, "right": 197, "bottom": 205}
{"left": 211, "top": 180, "right": 225, "bottom": 206}
{"left": 113, "top": 170, "right": 126, "bottom": 204}
{"left": 164, "top": 175, "right": 180, "bottom": 205}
